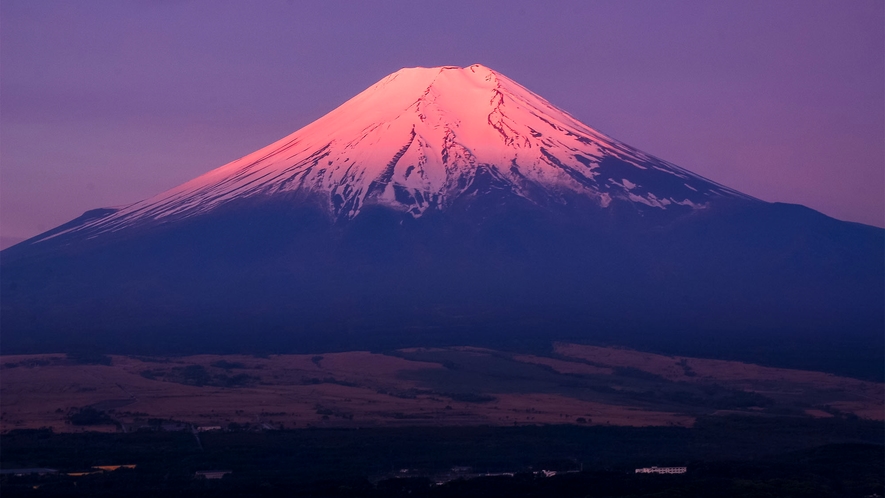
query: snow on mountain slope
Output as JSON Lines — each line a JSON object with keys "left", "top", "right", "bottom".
{"left": 35, "top": 64, "right": 750, "bottom": 241}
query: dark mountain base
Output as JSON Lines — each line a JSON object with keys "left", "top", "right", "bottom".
{"left": 3, "top": 315, "right": 881, "bottom": 381}
{"left": 2, "top": 197, "right": 882, "bottom": 380}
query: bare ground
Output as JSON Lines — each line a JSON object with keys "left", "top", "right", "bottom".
{"left": 1, "top": 344, "right": 879, "bottom": 433}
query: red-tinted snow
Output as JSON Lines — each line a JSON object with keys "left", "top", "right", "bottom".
{"left": 36, "top": 65, "right": 747, "bottom": 239}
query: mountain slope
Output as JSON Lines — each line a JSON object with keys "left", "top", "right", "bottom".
{"left": 2, "top": 65, "right": 881, "bottom": 379}
{"left": 23, "top": 65, "right": 746, "bottom": 246}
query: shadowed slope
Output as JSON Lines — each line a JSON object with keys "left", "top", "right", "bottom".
{"left": 1, "top": 66, "right": 881, "bottom": 380}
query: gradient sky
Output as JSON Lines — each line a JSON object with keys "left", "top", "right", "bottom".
{"left": 1, "top": 0, "right": 882, "bottom": 249}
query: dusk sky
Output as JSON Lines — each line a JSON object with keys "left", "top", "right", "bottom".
{"left": 1, "top": 0, "right": 882, "bottom": 249}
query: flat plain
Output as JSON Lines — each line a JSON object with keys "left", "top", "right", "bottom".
{"left": 1, "top": 343, "right": 881, "bottom": 433}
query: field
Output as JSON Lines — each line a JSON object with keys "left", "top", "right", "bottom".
{"left": 1, "top": 343, "right": 880, "bottom": 433}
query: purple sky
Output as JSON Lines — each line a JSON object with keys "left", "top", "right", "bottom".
{"left": 2, "top": 0, "right": 882, "bottom": 249}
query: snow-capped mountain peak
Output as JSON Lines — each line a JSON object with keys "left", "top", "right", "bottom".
{"left": 38, "top": 64, "right": 749, "bottom": 240}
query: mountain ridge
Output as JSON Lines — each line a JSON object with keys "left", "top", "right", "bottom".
{"left": 1, "top": 64, "right": 881, "bottom": 380}
{"left": 19, "top": 64, "right": 751, "bottom": 249}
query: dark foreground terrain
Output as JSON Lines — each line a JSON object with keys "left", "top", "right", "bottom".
{"left": 2, "top": 416, "right": 882, "bottom": 497}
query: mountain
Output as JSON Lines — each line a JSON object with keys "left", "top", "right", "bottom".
{"left": 26, "top": 64, "right": 744, "bottom": 238}
{"left": 2, "top": 65, "right": 882, "bottom": 378}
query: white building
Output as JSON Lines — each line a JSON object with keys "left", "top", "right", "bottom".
{"left": 635, "top": 466, "right": 687, "bottom": 474}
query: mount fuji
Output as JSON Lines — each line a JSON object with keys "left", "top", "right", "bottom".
{"left": 2, "top": 65, "right": 882, "bottom": 377}
{"left": 28, "top": 64, "right": 743, "bottom": 236}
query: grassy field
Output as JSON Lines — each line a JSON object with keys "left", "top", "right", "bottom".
{"left": 1, "top": 344, "right": 880, "bottom": 434}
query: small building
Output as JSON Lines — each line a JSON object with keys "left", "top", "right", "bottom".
{"left": 195, "top": 470, "right": 231, "bottom": 479}
{"left": 635, "top": 466, "right": 687, "bottom": 474}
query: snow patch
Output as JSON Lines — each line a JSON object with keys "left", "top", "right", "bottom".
{"left": 49, "top": 64, "right": 749, "bottom": 237}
